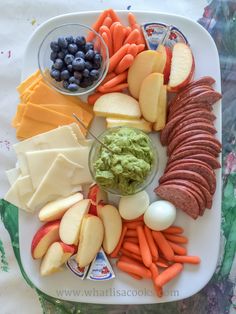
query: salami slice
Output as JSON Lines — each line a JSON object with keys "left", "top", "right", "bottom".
{"left": 171, "top": 144, "right": 219, "bottom": 158}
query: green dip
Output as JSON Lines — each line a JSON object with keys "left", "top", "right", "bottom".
{"left": 93, "top": 127, "right": 154, "bottom": 195}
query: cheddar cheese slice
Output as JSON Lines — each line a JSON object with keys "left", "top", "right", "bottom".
{"left": 17, "top": 69, "right": 41, "bottom": 94}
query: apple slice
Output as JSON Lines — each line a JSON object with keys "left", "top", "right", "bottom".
{"left": 153, "top": 85, "right": 167, "bottom": 131}
{"left": 40, "top": 241, "right": 75, "bottom": 276}
{"left": 38, "top": 192, "right": 83, "bottom": 222}
{"left": 76, "top": 214, "right": 104, "bottom": 267}
{"left": 128, "top": 50, "right": 162, "bottom": 99}
{"left": 97, "top": 205, "right": 122, "bottom": 254}
{"left": 139, "top": 73, "right": 164, "bottom": 122}
{"left": 106, "top": 117, "right": 152, "bottom": 133}
{"left": 168, "top": 43, "right": 195, "bottom": 92}
{"left": 156, "top": 44, "right": 172, "bottom": 84}
{"left": 31, "top": 220, "right": 60, "bottom": 259}
{"left": 87, "top": 184, "right": 108, "bottom": 216}
{"left": 59, "top": 199, "right": 91, "bottom": 245}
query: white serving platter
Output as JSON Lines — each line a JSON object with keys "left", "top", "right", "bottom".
{"left": 19, "top": 10, "right": 222, "bottom": 304}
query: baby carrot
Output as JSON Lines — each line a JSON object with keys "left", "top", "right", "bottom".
{"left": 123, "top": 215, "right": 144, "bottom": 222}
{"left": 164, "top": 234, "right": 188, "bottom": 244}
{"left": 123, "top": 241, "right": 141, "bottom": 255}
{"left": 117, "top": 260, "right": 152, "bottom": 279}
{"left": 124, "top": 237, "right": 139, "bottom": 244}
{"left": 155, "top": 263, "right": 183, "bottom": 287}
{"left": 127, "top": 272, "right": 143, "bottom": 280}
{"left": 163, "top": 226, "right": 184, "bottom": 234}
{"left": 126, "top": 26, "right": 132, "bottom": 37}
{"left": 144, "top": 226, "right": 159, "bottom": 261}
{"left": 131, "top": 23, "right": 146, "bottom": 45}
{"left": 156, "top": 259, "right": 169, "bottom": 268}
{"left": 137, "top": 225, "right": 152, "bottom": 268}
{"left": 167, "top": 241, "right": 187, "bottom": 256}
{"left": 127, "top": 43, "right": 138, "bottom": 57}
{"left": 101, "top": 72, "right": 116, "bottom": 85}
{"left": 115, "top": 54, "right": 134, "bottom": 74}
{"left": 108, "top": 9, "right": 121, "bottom": 22}
{"left": 87, "top": 92, "right": 104, "bottom": 105}
{"left": 108, "top": 43, "right": 130, "bottom": 73}
{"left": 113, "top": 23, "right": 126, "bottom": 53}
{"left": 101, "top": 32, "right": 112, "bottom": 58}
{"left": 125, "top": 229, "right": 137, "bottom": 237}
{"left": 124, "top": 220, "right": 143, "bottom": 229}
{"left": 119, "top": 254, "right": 143, "bottom": 267}
{"left": 109, "top": 225, "right": 127, "bottom": 258}
{"left": 120, "top": 248, "right": 143, "bottom": 262}
{"left": 87, "top": 10, "right": 109, "bottom": 41}
{"left": 150, "top": 263, "right": 163, "bottom": 297}
{"left": 152, "top": 231, "right": 174, "bottom": 261}
{"left": 173, "top": 255, "right": 201, "bottom": 264}
{"left": 102, "top": 71, "right": 127, "bottom": 89}
{"left": 124, "top": 29, "right": 140, "bottom": 44}
{"left": 102, "top": 16, "right": 113, "bottom": 28}
{"left": 98, "top": 83, "right": 128, "bottom": 93}
{"left": 110, "top": 21, "right": 121, "bottom": 35}
{"left": 128, "top": 12, "right": 137, "bottom": 27}
{"left": 137, "top": 43, "right": 145, "bottom": 52}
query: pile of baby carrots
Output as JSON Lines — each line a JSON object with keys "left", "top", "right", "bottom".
{"left": 87, "top": 9, "right": 146, "bottom": 105}
{"left": 109, "top": 216, "right": 200, "bottom": 297}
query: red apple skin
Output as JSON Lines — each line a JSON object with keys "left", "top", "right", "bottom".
{"left": 163, "top": 47, "right": 172, "bottom": 84}
{"left": 59, "top": 242, "right": 76, "bottom": 254}
{"left": 31, "top": 220, "right": 60, "bottom": 259}
{"left": 87, "top": 184, "right": 107, "bottom": 216}
{"left": 168, "top": 53, "right": 195, "bottom": 92}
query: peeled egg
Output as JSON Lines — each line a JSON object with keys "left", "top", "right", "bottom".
{"left": 144, "top": 200, "right": 176, "bottom": 231}
{"left": 119, "top": 191, "right": 150, "bottom": 220}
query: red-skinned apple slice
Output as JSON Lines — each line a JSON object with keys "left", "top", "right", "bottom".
{"left": 87, "top": 184, "right": 108, "bottom": 216}
{"left": 163, "top": 46, "right": 172, "bottom": 84}
{"left": 31, "top": 220, "right": 60, "bottom": 259}
{"left": 40, "top": 241, "right": 75, "bottom": 276}
{"left": 168, "top": 43, "right": 195, "bottom": 92}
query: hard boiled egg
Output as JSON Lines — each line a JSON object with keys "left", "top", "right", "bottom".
{"left": 119, "top": 191, "right": 149, "bottom": 220}
{"left": 144, "top": 200, "right": 176, "bottom": 231}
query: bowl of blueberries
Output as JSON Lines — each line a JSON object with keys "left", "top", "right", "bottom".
{"left": 38, "top": 23, "right": 109, "bottom": 95}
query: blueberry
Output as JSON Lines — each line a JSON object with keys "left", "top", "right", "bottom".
{"left": 75, "top": 51, "right": 85, "bottom": 59}
{"left": 50, "top": 69, "right": 61, "bottom": 81}
{"left": 50, "top": 41, "right": 60, "bottom": 52}
{"left": 92, "top": 62, "right": 100, "bottom": 69}
{"left": 72, "top": 57, "right": 85, "bottom": 71}
{"left": 60, "top": 69, "right": 70, "bottom": 80}
{"left": 61, "top": 48, "right": 69, "bottom": 55}
{"left": 50, "top": 51, "right": 58, "bottom": 61}
{"left": 57, "top": 51, "right": 65, "bottom": 59}
{"left": 69, "top": 76, "right": 76, "bottom": 84}
{"left": 85, "top": 49, "right": 95, "bottom": 61}
{"left": 64, "top": 54, "right": 75, "bottom": 65}
{"left": 65, "top": 36, "right": 74, "bottom": 44}
{"left": 85, "top": 61, "right": 93, "bottom": 70}
{"left": 84, "top": 42, "right": 94, "bottom": 52}
{"left": 63, "top": 80, "right": 69, "bottom": 89}
{"left": 67, "top": 64, "right": 73, "bottom": 72}
{"left": 58, "top": 37, "right": 68, "bottom": 49}
{"left": 54, "top": 58, "right": 64, "bottom": 70}
{"left": 74, "top": 71, "right": 83, "bottom": 80}
{"left": 94, "top": 53, "right": 102, "bottom": 65}
{"left": 68, "top": 43, "right": 78, "bottom": 54}
{"left": 75, "top": 36, "right": 86, "bottom": 47}
{"left": 79, "top": 77, "right": 93, "bottom": 88}
{"left": 82, "top": 68, "right": 90, "bottom": 78}
{"left": 90, "top": 69, "right": 99, "bottom": 80}
{"left": 68, "top": 83, "right": 79, "bottom": 91}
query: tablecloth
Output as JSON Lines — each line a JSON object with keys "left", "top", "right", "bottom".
{"left": 0, "top": 0, "right": 235, "bottom": 313}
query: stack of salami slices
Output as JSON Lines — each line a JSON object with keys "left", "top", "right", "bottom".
{"left": 155, "top": 76, "right": 222, "bottom": 219}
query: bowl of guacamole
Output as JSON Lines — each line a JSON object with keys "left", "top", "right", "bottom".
{"left": 88, "top": 127, "right": 158, "bottom": 196}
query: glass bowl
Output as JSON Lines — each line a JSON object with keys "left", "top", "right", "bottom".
{"left": 88, "top": 127, "right": 158, "bottom": 196}
{"left": 38, "top": 23, "right": 109, "bottom": 96}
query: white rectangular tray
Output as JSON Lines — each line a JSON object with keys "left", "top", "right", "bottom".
{"left": 19, "top": 10, "right": 221, "bottom": 304}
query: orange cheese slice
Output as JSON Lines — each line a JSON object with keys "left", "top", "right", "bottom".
{"left": 12, "top": 104, "right": 26, "bottom": 128}
{"left": 17, "top": 69, "right": 41, "bottom": 94}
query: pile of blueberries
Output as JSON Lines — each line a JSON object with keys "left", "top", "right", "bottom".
{"left": 50, "top": 35, "right": 102, "bottom": 91}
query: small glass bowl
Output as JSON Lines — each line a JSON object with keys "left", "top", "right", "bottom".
{"left": 38, "top": 23, "right": 109, "bottom": 96}
{"left": 88, "top": 127, "right": 158, "bottom": 196}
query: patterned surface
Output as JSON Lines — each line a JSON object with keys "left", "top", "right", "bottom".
{"left": 0, "top": 0, "right": 235, "bottom": 313}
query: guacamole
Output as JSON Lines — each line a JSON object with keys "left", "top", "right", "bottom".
{"left": 93, "top": 127, "right": 154, "bottom": 195}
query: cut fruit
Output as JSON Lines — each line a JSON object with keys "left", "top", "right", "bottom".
{"left": 76, "top": 214, "right": 104, "bottom": 267}
{"left": 38, "top": 192, "right": 83, "bottom": 222}
{"left": 153, "top": 85, "right": 167, "bottom": 131}
{"left": 87, "top": 184, "right": 108, "bottom": 216}
{"left": 139, "top": 73, "right": 164, "bottom": 123}
{"left": 93, "top": 92, "right": 141, "bottom": 119}
{"left": 156, "top": 45, "right": 172, "bottom": 84}
{"left": 127, "top": 50, "right": 162, "bottom": 99}
{"left": 106, "top": 117, "right": 152, "bottom": 133}
{"left": 168, "top": 43, "right": 195, "bottom": 92}
{"left": 97, "top": 205, "right": 122, "bottom": 254}
{"left": 59, "top": 199, "right": 91, "bottom": 245}
{"left": 31, "top": 220, "right": 60, "bottom": 259}
{"left": 40, "top": 241, "right": 75, "bottom": 276}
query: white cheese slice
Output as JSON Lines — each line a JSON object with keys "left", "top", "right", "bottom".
{"left": 4, "top": 175, "right": 34, "bottom": 212}
{"left": 25, "top": 146, "right": 92, "bottom": 189}
{"left": 27, "top": 154, "right": 83, "bottom": 211}
{"left": 13, "top": 124, "right": 80, "bottom": 175}
{"left": 69, "top": 123, "right": 85, "bottom": 140}
{"left": 5, "top": 168, "right": 21, "bottom": 185}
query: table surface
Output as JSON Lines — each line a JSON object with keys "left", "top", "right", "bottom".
{"left": 0, "top": 1, "right": 235, "bottom": 313}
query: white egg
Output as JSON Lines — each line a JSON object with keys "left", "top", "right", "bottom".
{"left": 144, "top": 200, "right": 176, "bottom": 231}
{"left": 119, "top": 191, "right": 150, "bottom": 220}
